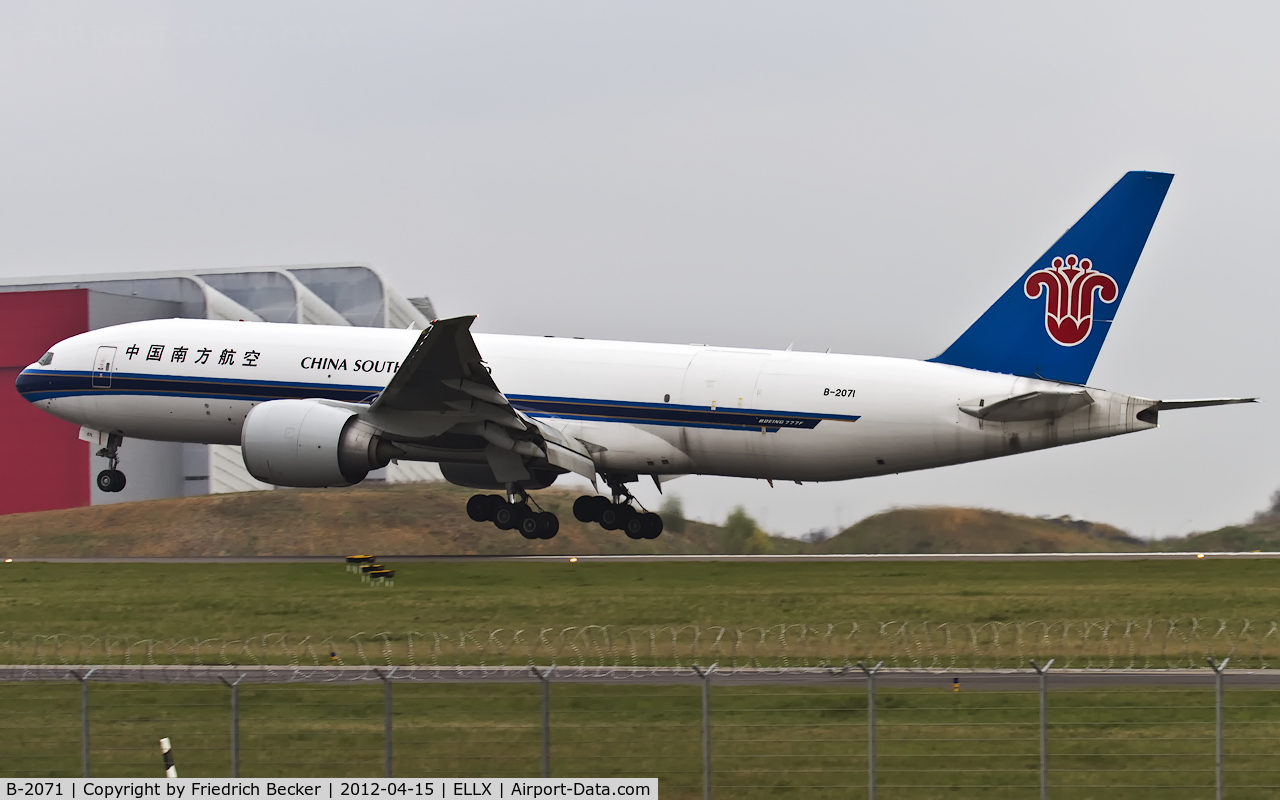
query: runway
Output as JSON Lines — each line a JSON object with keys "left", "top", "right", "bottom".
{"left": 7, "top": 552, "right": 1280, "bottom": 564}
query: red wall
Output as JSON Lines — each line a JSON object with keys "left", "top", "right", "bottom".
{"left": 0, "top": 289, "right": 90, "bottom": 513}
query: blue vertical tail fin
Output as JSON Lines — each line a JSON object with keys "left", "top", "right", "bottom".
{"left": 930, "top": 171, "right": 1173, "bottom": 385}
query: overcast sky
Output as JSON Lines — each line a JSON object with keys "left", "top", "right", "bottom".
{"left": 0, "top": 2, "right": 1275, "bottom": 538}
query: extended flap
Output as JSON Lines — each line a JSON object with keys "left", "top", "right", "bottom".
{"left": 545, "top": 441, "right": 597, "bottom": 486}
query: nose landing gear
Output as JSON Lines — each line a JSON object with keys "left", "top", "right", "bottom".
{"left": 95, "top": 433, "right": 127, "bottom": 493}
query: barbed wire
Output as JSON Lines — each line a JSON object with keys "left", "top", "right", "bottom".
{"left": 2, "top": 619, "right": 1277, "bottom": 672}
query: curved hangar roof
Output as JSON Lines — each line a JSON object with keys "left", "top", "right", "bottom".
{"left": 0, "top": 262, "right": 435, "bottom": 330}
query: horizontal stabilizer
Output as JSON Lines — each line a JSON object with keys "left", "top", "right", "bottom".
{"left": 1148, "top": 398, "right": 1257, "bottom": 411}
{"left": 960, "top": 390, "right": 1093, "bottom": 422}
{"left": 1135, "top": 397, "right": 1256, "bottom": 425}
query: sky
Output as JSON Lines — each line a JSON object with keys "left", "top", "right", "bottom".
{"left": 0, "top": 2, "right": 1275, "bottom": 539}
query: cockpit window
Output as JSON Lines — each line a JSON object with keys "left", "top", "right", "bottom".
{"left": 37, "top": 352, "right": 53, "bottom": 366}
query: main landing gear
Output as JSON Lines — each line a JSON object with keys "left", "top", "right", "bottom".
{"left": 572, "top": 494, "right": 663, "bottom": 540}
{"left": 95, "top": 433, "right": 126, "bottom": 493}
{"left": 465, "top": 480, "right": 664, "bottom": 542}
{"left": 466, "top": 492, "right": 560, "bottom": 540}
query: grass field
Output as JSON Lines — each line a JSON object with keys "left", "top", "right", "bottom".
{"left": 3, "top": 559, "right": 1279, "bottom": 667}
{"left": 5, "top": 559, "right": 1280, "bottom": 793}
{"left": 5, "top": 559, "right": 1278, "bottom": 632}
{"left": 4, "top": 680, "right": 1280, "bottom": 798}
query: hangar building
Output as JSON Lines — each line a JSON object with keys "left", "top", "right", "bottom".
{"left": 0, "top": 264, "right": 440, "bottom": 515}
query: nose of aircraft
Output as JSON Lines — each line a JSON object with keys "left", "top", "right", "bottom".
{"left": 16, "top": 367, "right": 48, "bottom": 402}
{"left": 15, "top": 351, "right": 58, "bottom": 403}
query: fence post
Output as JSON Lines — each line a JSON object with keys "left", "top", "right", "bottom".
{"left": 219, "top": 676, "right": 244, "bottom": 777}
{"left": 70, "top": 669, "right": 96, "bottom": 778}
{"left": 1209, "top": 657, "right": 1229, "bottom": 800}
{"left": 858, "top": 661, "right": 883, "bottom": 800}
{"left": 530, "top": 665, "right": 556, "bottom": 778}
{"left": 375, "top": 668, "right": 397, "bottom": 778}
{"left": 160, "top": 737, "right": 177, "bottom": 778}
{"left": 1030, "top": 659, "right": 1054, "bottom": 800}
{"left": 692, "top": 663, "right": 716, "bottom": 800}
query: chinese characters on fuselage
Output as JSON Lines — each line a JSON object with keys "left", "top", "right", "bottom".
{"left": 119, "top": 346, "right": 398, "bottom": 374}
{"left": 124, "top": 344, "right": 262, "bottom": 367}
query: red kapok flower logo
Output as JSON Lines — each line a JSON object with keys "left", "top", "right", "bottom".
{"left": 1024, "top": 255, "right": 1119, "bottom": 346}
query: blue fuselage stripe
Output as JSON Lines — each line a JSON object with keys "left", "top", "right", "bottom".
{"left": 15, "top": 369, "right": 382, "bottom": 404}
{"left": 16, "top": 370, "right": 860, "bottom": 432}
{"left": 507, "top": 394, "right": 858, "bottom": 432}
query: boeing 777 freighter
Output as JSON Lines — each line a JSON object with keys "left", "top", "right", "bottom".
{"left": 15, "top": 172, "right": 1254, "bottom": 540}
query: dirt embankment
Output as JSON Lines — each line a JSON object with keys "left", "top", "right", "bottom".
{"left": 0, "top": 482, "right": 1158, "bottom": 558}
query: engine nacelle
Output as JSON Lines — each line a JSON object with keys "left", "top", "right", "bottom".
{"left": 241, "top": 399, "right": 400, "bottom": 487}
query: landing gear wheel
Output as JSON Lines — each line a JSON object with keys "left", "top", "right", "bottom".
{"left": 640, "top": 513, "right": 663, "bottom": 540}
{"left": 623, "top": 513, "right": 647, "bottom": 540}
{"left": 94, "top": 433, "right": 126, "bottom": 493}
{"left": 493, "top": 502, "right": 527, "bottom": 531}
{"left": 600, "top": 503, "right": 632, "bottom": 531}
{"left": 535, "top": 511, "right": 559, "bottom": 539}
{"left": 467, "top": 494, "right": 504, "bottom": 522}
{"left": 573, "top": 495, "right": 609, "bottom": 523}
{"left": 517, "top": 509, "right": 542, "bottom": 539}
{"left": 96, "top": 469, "right": 126, "bottom": 493}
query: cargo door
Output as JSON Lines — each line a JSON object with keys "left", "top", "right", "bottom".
{"left": 677, "top": 349, "right": 770, "bottom": 467}
{"left": 679, "top": 349, "right": 769, "bottom": 413}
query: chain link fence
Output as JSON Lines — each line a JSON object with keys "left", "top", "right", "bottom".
{"left": 3, "top": 664, "right": 1280, "bottom": 798}
{"left": 5, "top": 619, "right": 1280, "bottom": 671}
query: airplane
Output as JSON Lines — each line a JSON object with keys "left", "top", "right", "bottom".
{"left": 15, "top": 171, "right": 1254, "bottom": 541}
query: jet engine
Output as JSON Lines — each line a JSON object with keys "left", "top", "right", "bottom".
{"left": 241, "top": 399, "right": 401, "bottom": 487}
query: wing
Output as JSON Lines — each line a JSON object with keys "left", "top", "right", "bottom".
{"left": 367, "top": 316, "right": 597, "bottom": 485}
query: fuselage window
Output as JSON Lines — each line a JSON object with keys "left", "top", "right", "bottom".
{"left": 37, "top": 352, "right": 53, "bottom": 366}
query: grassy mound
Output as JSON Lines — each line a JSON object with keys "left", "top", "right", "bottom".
{"left": 1156, "top": 517, "right": 1280, "bottom": 552}
{"left": 819, "top": 507, "right": 1144, "bottom": 554}
{"left": 0, "top": 482, "right": 745, "bottom": 558}
{"left": 0, "top": 482, "right": 1169, "bottom": 557}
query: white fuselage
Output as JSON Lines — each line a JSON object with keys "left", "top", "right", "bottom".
{"left": 17, "top": 318, "right": 1157, "bottom": 483}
